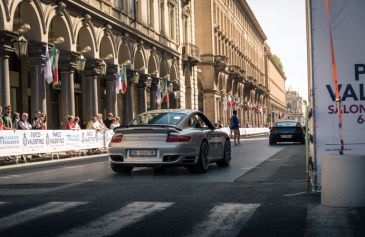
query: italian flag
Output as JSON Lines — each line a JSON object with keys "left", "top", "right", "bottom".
{"left": 120, "top": 65, "right": 127, "bottom": 94}
{"left": 162, "top": 80, "right": 169, "bottom": 103}
{"left": 51, "top": 46, "right": 59, "bottom": 85}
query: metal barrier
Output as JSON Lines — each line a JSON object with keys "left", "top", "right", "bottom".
{"left": 216, "top": 127, "right": 270, "bottom": 136}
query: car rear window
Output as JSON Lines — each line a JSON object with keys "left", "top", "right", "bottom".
{"left": 275, "top": 121, "right": 298, "bottom": 127}
{"left": 130, "top": 113, "right": 186, "bottom": 126}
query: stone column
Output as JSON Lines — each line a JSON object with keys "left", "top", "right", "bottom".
{"left": 59, "top": 52, "right": 79, "bottom": 127}
{"left": 83, "top": 59, "right": 105, "bottom": 122}
{"left": 150, "top": 78, "right": 159, "bottom": 110}
{"left": 83, "top": 73, "right": 99, "bottom": 121}
{"left": 105, "top": 65, "right": 118, "bottom": 116}
{"left": 28, "top": 42, "right": 47, "bottom": 114}
{"left": 0, "top": 31, "right": 16, "bottom": 108}
{"left": 0, "top": 51, "right": 11, "bottom": 108}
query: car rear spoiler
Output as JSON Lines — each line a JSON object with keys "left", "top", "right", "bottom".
{"left": 113, "top": 124, "right": 182, "bottom": 133}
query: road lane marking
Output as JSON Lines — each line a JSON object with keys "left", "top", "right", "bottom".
{"left": 0, "top": 183, "right": 82, "bottom": 196}
{"left": 304, "top": 204, "right": 355, "bottom": 237}
{"left": 58, "top": 201, "right": 174, "bottom": 237}
{"left": 0, "top": 202, "right": 87, "bottom": 231}
{"left": 0, "top": 202, "right": 8, "bottom": 205}
{"left": 186, "top": 203, "right": 260, "bottom": 237}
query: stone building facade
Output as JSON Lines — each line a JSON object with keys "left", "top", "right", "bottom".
{"left": 264, "top": 45, "right": 286, "bottom": 125}
{"left": 0, "top": 0, "right": 199, "bottom": 128}
{"left": 286, "top": 90, "right": 306, "bottom": 125}
{"left": 195, "top": 0, "right": 270, "bottom": 127}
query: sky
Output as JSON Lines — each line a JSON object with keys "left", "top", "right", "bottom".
{"left": 246, "top": 0, "right": 308, "bottom": 100}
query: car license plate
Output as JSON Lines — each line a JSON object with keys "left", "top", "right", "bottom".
{"left": 281, "top": 135, "right": 293, "bottom": 139}
{"left": 129, "top": 149, "right": 158, "bottom": 157}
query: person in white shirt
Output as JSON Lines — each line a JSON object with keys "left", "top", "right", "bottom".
{"left": 18, "top": 113, "right": 32, "bottom": 130}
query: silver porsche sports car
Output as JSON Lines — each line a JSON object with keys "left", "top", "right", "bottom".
{"left": 108, "top": 109, "right": 231, "bottom": 173}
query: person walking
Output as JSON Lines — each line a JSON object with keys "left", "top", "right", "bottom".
{"left": 230, "top": 110, "right": 240, "bottom": 145}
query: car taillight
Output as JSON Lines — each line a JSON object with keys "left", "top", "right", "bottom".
{"left": 111, "top": 134, "right": 123, "bottom": 143}
{"left": 166, "top": 134, "right": 191, "bottom": 142}
{"left": 297, "top": 127, "right": 304, "bottom": 133}
{"left": 270, "top": 127, "right": 276, "bottom": 133}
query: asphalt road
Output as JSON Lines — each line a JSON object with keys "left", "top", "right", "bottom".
{"left": 0, "top": 137, "right": 364, "bottom": 237}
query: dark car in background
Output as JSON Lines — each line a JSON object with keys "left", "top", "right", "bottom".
{"left": 269, "top": 120, "right": 305, "bottom": 145}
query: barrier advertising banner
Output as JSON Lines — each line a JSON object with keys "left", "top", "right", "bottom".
{"left": 310, "top": 0, "right": 365, "bottom": 187}
{"left": 0, "top": 130, "right": 110, "bottom": 157}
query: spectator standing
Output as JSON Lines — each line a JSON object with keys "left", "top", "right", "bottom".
{"left": 104, "top": 113, "right": 113, "bottom": 129}
{"left": 32, "top": 111, "right": 42, "bottom": 129}
{"left": 12, "top": 112, "right": 20, "bottom": 129}
{"left": 230, "top": 110, "right": 240, "bottom": 145}
{"left": 73, "top": 116, "right": 81, "bottom": 129}
{"left": 40, "top": 114, "right": 47, "bottom": 130}
{"left": 65, "top": 115, "right": 75, "bottom": 129}
{"left": 2, "top": 105, "right": 12, "bottom": 128}
{"left": 98, "top": 113, "right": 107, "bottom": 130}
{"left": 110, "top": 118, "right": 117, "bottom": 129}
{"left": 18, "top": 113, "right": 32, "bottom": 130}
{"left": 115, "top": 116, "right": 121, "bottom": 127}
{"left": 0, "top": 118, "right": 12, "bottom": 130}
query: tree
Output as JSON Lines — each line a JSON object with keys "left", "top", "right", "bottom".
{"left": 272, "top": 54, "right": 284, "bottom": 72}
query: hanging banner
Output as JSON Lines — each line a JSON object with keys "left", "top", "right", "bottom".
{"left": 309, "top": 0, "right": 365, "bottom": 188}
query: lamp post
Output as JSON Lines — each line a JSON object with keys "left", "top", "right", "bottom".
{"left": 13, "top": 35, "right": 28, "bottom": 58}
{"left": 99, "top": 60, "right": 107, "bottom": 75}
{"left": 75, "top": 54, "right": 86, "bottom": 71}
{"left": 132, "top": 71, "right": 139, "bottom": 84}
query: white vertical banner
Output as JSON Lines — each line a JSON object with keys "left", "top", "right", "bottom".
{"left": 310, "top": 0, "right": 365, "bottom": 187}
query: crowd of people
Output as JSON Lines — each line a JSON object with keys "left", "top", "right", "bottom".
{"left": 0, "top": 105, "right": 47, "bottom": 130}
{"left": 0, "top": 105, "right": 120, "bottom": 131}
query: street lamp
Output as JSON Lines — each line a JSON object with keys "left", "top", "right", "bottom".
{"left": 13, "top": 35, "right": 28, "bottom": 58}
{"left": 132, "top": 72, "right": 139, "bottom": 84}
{"left": 75, "top": 54, "right": 86, "bottom": 71}
{"left": 145, "top": 76, "right": 152, "bottom": 87}
{"left": 168, "top": 82, "right": 173, "bottom": 93}
{"left": 99, "top": 60, "right": 107, "bottom": 75}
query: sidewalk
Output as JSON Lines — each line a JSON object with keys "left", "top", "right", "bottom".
{"left": 236, "top": 145, "right": 365, "bottom": 237}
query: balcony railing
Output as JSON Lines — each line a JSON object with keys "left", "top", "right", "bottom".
{"left": 182, "top": 43, "right": 200, "bottom": 65}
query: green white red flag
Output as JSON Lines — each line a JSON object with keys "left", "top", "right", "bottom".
{"left": 50, "top": 46, "right": 59, "bottom": 85}
{"left": 161, "top": 80, "right": 169, "bottom": 103}
{"left": 120, "top": 65, "right": 127, "bottom": 94}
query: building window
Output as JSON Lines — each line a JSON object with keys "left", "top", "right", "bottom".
{"left": 149, "top": 0, "right": 154, "bottom": 27}
{"left": 168, "top": 2, "right": 176, "bottom": 41}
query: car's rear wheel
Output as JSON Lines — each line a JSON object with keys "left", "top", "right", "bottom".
{"left": 216, "top": 139, "right": 231, "bottom": 167}
{"left": 189, "top": 141, "right": 209, "bottom": 173}
{"left": 111, "top": 164, "right": 133, "bottom": 173}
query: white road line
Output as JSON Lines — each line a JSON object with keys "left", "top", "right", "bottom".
{"left": 58, "top": 201, "right": 174, "bottom": 237}
{"left": 0, "top": 183, "right": 82, "bottom": 196}
{"left": 304, "top": 204, "right": 355, "bottom": 237}
{"left": 0, "top": 202, "right": 87, "bottom": 231}
{"left": 0, "top": 202, "right": 8, "bottom": 205}
{"left": 186, "top": 203, "right": 260, "bottom": 237}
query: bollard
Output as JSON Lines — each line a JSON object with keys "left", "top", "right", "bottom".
{"left": 321, "top": 154, "right": 365, "bottom": 207}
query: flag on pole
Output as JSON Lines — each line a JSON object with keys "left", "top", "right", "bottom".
{"left": 116, "top": 65, "right": 121, "bottom": 94}
{"left": 44, "top": 45, "right": 53, "bottom": 84}
{"left": 120, "top": 65, "right": 127, "bottom": 94}
{"left": 161, "top": 80, "right": 169, "bottom": 103}
{"left": 50, "top": 46, "right": 59, "bottom": 85}
{"left": 156, "top": 80, "right": 162, "bottom": 104}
